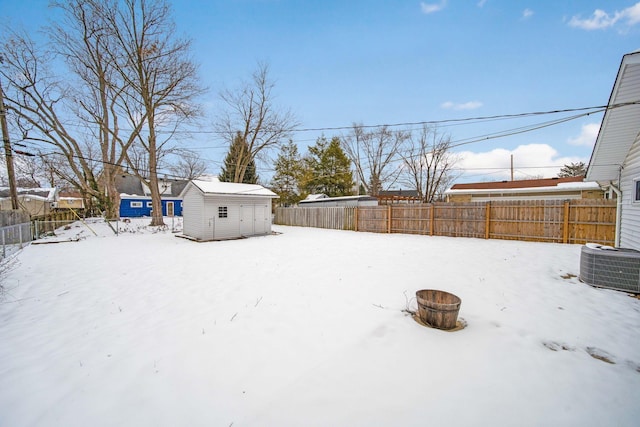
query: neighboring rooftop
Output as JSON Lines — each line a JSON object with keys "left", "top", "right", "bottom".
{"left": 448, "top": 176, "right": 586, "bottom": 191}
{"left": 0, "top": 187, "right": 57, "bottom": 201}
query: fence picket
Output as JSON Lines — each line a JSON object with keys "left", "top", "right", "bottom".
{"left": 275, "top": 199, "right": 616, "bottom": 245}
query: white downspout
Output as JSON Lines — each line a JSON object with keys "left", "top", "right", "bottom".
{"left": 609, "top": 182, "right": 622, "bottom": 248}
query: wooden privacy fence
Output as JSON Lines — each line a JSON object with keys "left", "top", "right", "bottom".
{"left": 275, "top": 199, "right": 617, "bottom": 245}
{"left": 275, "top": 206, "right": 356, "bottom": 230}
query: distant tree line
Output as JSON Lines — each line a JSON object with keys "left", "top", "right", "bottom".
{"left": 269, "top": 125, "right": 459, "bottom": 205}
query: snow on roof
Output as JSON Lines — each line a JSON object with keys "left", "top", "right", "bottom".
{"left": 445, "top": 179, "right": 601, "bottom": 195}
{"left": 188, "top": 180, "right": 278, "bottom": 197}
{"left": 0, "top": 187, "right": 58, "bottom": 201}
{"left": 299, "top": 195, "right": 376, "bottom": 203}
{"left": 303, "top": 194, "right": 328, "bottom": 200}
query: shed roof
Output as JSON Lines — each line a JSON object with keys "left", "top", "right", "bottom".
{"left": 586, "top": 51, "right": 640, "bottom": 183}
{"left": 186, "top": 179, "right": 278, "bottom": 198}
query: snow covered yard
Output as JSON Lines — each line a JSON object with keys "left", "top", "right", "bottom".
{"left": 0, "top": 219, "right": 639, "bottom": 427}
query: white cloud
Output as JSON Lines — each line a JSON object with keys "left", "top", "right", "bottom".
{"left": 477, "top": 0, "right": 487, "bottom": 7}
{"left": 569, "top": 2, "right": 640, "bottom": 30}
{"left": 457, "top": 144, "right": 587, "bottom": 181}
{"left": 441, "top": 100, "right": 483, "bottom": 110}
{"left": 421, "top": 0, "right": 447, "bottom": 14}
{"left": 568, "top": 123, "right": 600, "bottom": 146}
{"left": 522, "top": 8, "right": 534, "bottom": 19}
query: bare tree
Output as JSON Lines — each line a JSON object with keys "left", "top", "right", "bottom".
{"left": 343, "top": 124, "right": 407, "bottom": 196}
{"left": 0, "top": 29, "right": 111, "bottom": 214}
{"left": 48, "top": 0, "right": 145, "bottom": 218}
{"left": 399, "top": 126, "right": 459, "bottom": 202}
{"left": 12, "top": 153, "right": 45, "bottom": 188}
{"left": 102, "top": 0, "right": 202, "bottom": 226}
{"left": 167, "top": 149, "right": 207, "bottom": 180}
{"left": 215, "top": 63, "right": 298, "bottom": 183}
{"left": 2, "top": 0, "right": 202, "bottom": 223}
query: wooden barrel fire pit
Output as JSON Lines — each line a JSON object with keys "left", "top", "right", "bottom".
{"left": 416, "top": 289, "right": 461, "bottom": 330}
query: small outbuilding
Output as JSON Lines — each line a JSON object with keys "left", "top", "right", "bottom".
{"left": 180, "top": 179, "right": 278, "bottom": 241}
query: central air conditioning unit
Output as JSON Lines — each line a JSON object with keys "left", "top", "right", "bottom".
{"left": 579, "top": 243, "right": 640, "bottom": 293}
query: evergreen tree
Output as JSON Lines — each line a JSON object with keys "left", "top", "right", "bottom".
{"left": 220, "top": 132, "right": 258, "bottom": 183}
{"left": 558, "top": 162, "right": 586, "bottom": 178}
{"left": 271, "top": 140, "right": 303, "bottom": 206}
{"left": 300, "top": 136, "right": 355, "bottom": 197}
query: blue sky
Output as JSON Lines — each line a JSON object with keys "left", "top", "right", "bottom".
{"left": 2, "top": 0, "right": 640, "bottom": 184}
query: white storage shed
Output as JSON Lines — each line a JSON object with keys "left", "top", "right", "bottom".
{"left": 180, "top": 179, "right": 278, "bottom": 241}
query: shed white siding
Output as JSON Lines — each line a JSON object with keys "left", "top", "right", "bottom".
{"left": 180, "top": 180, "right": 277, "bottom": 241}
{"left": 619, "top": 139, "right": 640, "bottom": 249}
{"left": 182, "top": 185, "right": 206, "bottom": 239}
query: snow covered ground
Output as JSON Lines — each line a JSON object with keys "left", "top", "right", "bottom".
{"left": 0, "top": 218, "right": 639, "bottom": 427}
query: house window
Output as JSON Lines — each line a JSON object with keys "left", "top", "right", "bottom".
{"left": 146, "top": 201, "right": 153, "bottom": 208}
{"left": 130, "top": 201, "right": 143, "bottom": 208}
{"left": 635, "top": 179, "right": 640, "bottom": 202}
{"left": 218, "top": 206, "right": 228, "bottom": 218}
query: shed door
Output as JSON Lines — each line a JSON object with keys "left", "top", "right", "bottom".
{"left": 254, "top": 205, "right": 267, "bottom": 235}
{"left": 241, "top": 204, "right": 254, "bottom": 236}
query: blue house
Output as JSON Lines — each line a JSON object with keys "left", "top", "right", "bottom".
{"left": 116, "top": 174, "right": 188, "bottom": 218}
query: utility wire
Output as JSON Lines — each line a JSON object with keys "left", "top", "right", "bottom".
{"left": 11, "top": 101, "right": 635, "bottom": 180}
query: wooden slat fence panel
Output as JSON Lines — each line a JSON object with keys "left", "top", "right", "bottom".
{"left": 390, "top": 205, "right": 431, "bottom": 235}
{"left": 276, "top": 200, "right": 617, "bottom": 245}
{"left": 567, "top": 199, "right": 616, "bottom": 245}
{"left": 356, "top": 206, "right": 388, "bottom": 233}
{"left": 488, "top": 200, "right": 564, "bottom": 243}
{"left": 274, "top": 207, "right": 356, "bottom": 230}
{"left": 432, "top": 202, "right": 485, "bottom": 238}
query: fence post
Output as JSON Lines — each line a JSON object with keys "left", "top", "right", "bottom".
{"left": 485, "top": 202, "right": 491, "bottom": 239}
{"left": 563, "top": 201, "right": 570, "bottom": 244}
{"left": 430, "top": 204, "right": 435, "bottom": 236}
{"left": 355, "top": 207, "right": 359, "bottom": 232}
{"left": 387, "top": 205, "right": 391, "bottom": 233}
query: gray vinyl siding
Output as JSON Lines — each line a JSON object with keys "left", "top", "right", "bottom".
{"left": 205, "top": 196, "right": 241, "bottom": 240}
{"left": 620, "top": 138, "right": 640, "bottom": 250}
{"left": 180, "top": 181, "right": 274, "bottom": 241}
{"left": 182, "top": 186, "right": 206, "bottom": 239}
{"left": 204, "top": 196, "right": 271, "bottom": 240}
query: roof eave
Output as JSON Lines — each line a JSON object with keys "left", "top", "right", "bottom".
{"left": 586, "top": 51, "right": 640, "bottom": 182}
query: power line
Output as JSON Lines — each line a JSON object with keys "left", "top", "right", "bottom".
{"left": 12, "top": 100, "right": 634, "bottom": 184}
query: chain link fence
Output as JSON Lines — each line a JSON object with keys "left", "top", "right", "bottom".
{"left": 0, "top": 222, "right": 32, "bottom": 259}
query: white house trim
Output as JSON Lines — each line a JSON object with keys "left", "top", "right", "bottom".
{"left": 585, "top": 51, "right": 640, "bottom": 249}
